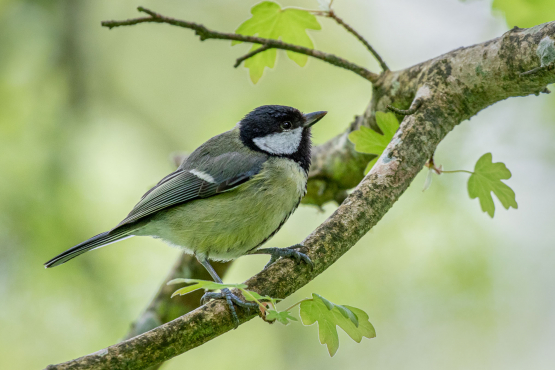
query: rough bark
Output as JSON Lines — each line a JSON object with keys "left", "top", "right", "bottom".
{"left": 45, "top": 21, "right": 555, "bottom": 370}
{"left": 304, "top": 25, "right": 555, "bottom": 207}
{"left": 123, "top": 256, "right": 231, "bottom": 370}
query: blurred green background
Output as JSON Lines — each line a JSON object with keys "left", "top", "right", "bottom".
{"left": 1, "top": 0, "right": 554, "bottom": 369}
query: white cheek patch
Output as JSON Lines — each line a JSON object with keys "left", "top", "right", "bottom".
{"left": 253, "top": 127, "right": 303, "bottom": 155}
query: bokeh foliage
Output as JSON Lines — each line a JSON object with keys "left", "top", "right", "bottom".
{"left": 493, "top": 0, "right": 555, "bottom": 28}
{"left": 1, "top": 1, "right": 555, "bottom": 369}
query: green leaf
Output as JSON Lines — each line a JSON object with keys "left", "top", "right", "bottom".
{"left": 167, "top": 278, "right": 247, "bottom": 298}
{"left": 234, "top": 1, "right": 321, "bottom": 83}
{"left": 313, "top": 293, "right": 334, "bottom": 310}
{"left": 348, "top": 112, "right": 399, "bottom": 174}
{"left": 241, "top": 290, "right": 282, "bottom": 305}
{"left": 467, "top": 153, "right": 518, "bottom": 218}
{"left": 300, "top": 294, "right": 375, "bottom": 356}
{"left": 266, "top": 309, "right": 298, "bottom": 325}
{"left": 309, "top": 294, "right": 359, "bottom": 327}
{"left": 492, "top": 0, "right": 555, "bottom": 28}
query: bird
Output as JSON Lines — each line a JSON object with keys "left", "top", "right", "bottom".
{"left": 45, "top": 105, "right": 327, "bottom": 326}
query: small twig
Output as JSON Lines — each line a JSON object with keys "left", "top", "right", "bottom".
{"left": 425, "top": 156, "right": 441, "bottom": 174}
{"left": 520, "top": 63, "right": 555, "bottom": 76}
{"left": 137, "top": 7, "right": 158, "bottom": 18}
{"left": 425, "top": 156, "right": 473, "bottom": 175}
{"left": 234, "top": 45, "right": 271, "bottom": 68}
{"left": 387, "top": 99, "right": 423, "bottom": 116}
{"left": 101, "top": 6, "right": 379, "bottom": 83}
{"left": 327, "top": 10, "right": 389, "bottom": 71}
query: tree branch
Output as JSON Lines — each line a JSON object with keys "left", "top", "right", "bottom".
{"left": 327, "top": 10, "right": 389, "bottom": 71}
{"left": 123, "top": 255, "right": 231, "bottom": 341}
{"left": 302, "top": 68, "right": 421, "bottom": 207}
{"left": 45, "top": 21, "right": 555, "bottom": 370}
{"left": 122, "top": 256, "right": 231, "bottom": 370}
{"left": 303, "top": 25, "right": 555, "bottom": 207}
{"left": 101, "top": 7, "right": 379, "bottom": 83}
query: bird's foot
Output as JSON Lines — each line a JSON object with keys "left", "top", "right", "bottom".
{"left": 200, "top": 288, "right": 258, "bottom": 328}
{"left": 259, "top": 244, "right": 314, "bottom": 270}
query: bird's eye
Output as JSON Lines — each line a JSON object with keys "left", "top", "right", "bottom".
{"left": 281, "top": 121, "right": 292, "bottom": 130}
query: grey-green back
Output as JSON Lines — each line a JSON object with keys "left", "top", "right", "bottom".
{"left": 114, "top": 128, "right": 268, "bottom": 229}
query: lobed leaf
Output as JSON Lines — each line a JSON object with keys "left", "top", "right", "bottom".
{"left": 266, "top": 309, "right": 298, "bottom": 325}
{"left": 234, "top": 1, "right": 321, "bottom": 83}
{"left": 467, "top": 153, "right": 518, "bottom": 218}
{"left": 241, "top": 290, "right": 282, "bottom": 305}
{"left": 348, "top": 112, "right": 399, "bottom": 174}
{"left": 300, "top": 294, "right": 375, "bottom": 356}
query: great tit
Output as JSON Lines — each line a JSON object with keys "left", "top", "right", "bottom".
{"left": 45, "top": 105, "right": 327, "bottom": 325}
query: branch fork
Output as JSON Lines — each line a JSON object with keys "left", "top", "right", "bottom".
{"left": 387, "top": 99, "right": 423, "bottom": 116}
{"left": 101, "top": 6, "right": 379, "bottom": 83}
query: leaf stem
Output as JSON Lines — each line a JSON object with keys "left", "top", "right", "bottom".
{"left": 424, "top": 156, "right": 473, "bottom": 175}
{"left": 239, "top": 288, "right": 267, "bottom": 309}
{"left": 441, "top": 170, "right": 473, "bottom": 174}
{"left": 284, "top": 298, "right": 312, "bottom": 312}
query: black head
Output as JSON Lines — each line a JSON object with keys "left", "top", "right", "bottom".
{"left": 239, "top": 105, "right": 327, "bottom": 173}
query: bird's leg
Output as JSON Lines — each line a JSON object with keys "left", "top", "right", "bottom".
{"left": 252, "top": 244, "right": 314, "bottom": 270}
{"left": 197, "top": 257, "right": 257, "bottom": 328}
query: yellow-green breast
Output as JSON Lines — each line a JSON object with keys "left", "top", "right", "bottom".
{"left": 138, "top": 157, "right": 307, "bottom": 261}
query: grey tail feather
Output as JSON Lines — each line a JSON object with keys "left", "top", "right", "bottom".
{"left": 44, "top": 228, "right": 134, "bottom": 268}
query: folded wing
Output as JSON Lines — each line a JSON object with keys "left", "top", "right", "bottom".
{"left": 115, "top": 151, "right": 267, "bottom": 228}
